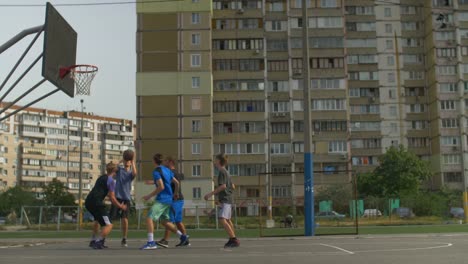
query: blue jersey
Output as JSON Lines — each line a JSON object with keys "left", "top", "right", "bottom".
{"left": 153, "top": 166, "right": 174, "bottom": 204}
{"left": 115, "top": 166, "right": 134, "bottom": 201}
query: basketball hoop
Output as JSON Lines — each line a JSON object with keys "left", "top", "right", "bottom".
{"left": 59, "top": 64, "right": 98, "bottom": 96}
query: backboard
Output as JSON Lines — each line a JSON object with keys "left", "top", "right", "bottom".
{"left": 42, "top": 2, "right": 77, "bottom": 98}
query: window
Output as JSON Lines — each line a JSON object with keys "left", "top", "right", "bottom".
{"left": 312, "top": 99, "right": 346, "bottom": 110}
{"left": 349, "top": 72, "right": 378, "bottom": 81}
{"left": 443, "top": 154, "right": 461, "bottom": 165}
{"left": 191, "top": 13, "right": 200, "bottom": 24}
{"left": 436, "top": 66, "right": 457, "bottom": 75}
{"left": 352, "top": 156, "right": 378, "bottom": 166}
{"left": 440, "top": 100, "right": 456, "bottom": 110}
{"left": 193, "top": 187, "right": 201, "bottom": 199}
{"left": 293, "top": 142, "right": 304, "bottom": 153}
{"left": 350, "top": 104, "right": 380, "bottom": 114}
{"left": 293, "top": 100, "right": 303, "bottom": 111}
{"left": 384, "top": 7, "right": 392, "bottom": 17}
{"left": 328, "top": 141, "right": 347, "bottom": 153}
{"left": 267, "top": 39, "right": 288, "bottom": 51}
{"left": 270, "top": 102, "right": 289, "bottom": 113}
{"left": 269, "top": 1, "right": 284, "bottom": 11}
{"left": 192, "top": 77, "right": 200, "bottom": 88}
{"left": 191, "top": 97, "right": 201, "bottom": 111}
{"left": 271, "top": 143, "right": 291, "bottom": 155}
{"left": 246, "top": 188, "right": 260, "bottom": 198}
{"left": 192, "top": 120, "right": 201, "bottom": 133}
{"left": 436, "top": 48, "right": 456, "bottom": 57}
{"left": 320, "top": 0, "right": 337, "bottom": 8}
{"left": 347, "top": 55, "right": 377, "bottom": 65}
{"left": 271, "top": 122, "right": 290, "bottom": 134}
{"left": 271, "top": 21, "right": 284, "bottom": 31}
{"left": 388, "top": 73, "right": 396, "bottom": 83}
{"left": 350, "top": 122, "right": 381, "bottom": 131}
{"left": 409, "top": 104, "right": 426, "bottom": 113}
{"left": 439, "top": 83, "right": 457, "bottom": 93}
{"left": 410, "top": 121, "right": 428, "bottom": 130}
{"left": 191, "top": 54, "right": 201, "bottom": 67}
{"left": 389, "top": 106, "right": 397, "bottom": 116}
{"left": 444, "top": 172, "right": 462, "bottom": 183}
{"left": 313, "top": 120, "right": 347, "bottom": 132}
{"left": 346, "top": 38, "right": 377, "bottom": 48}
{"left": 408, "top": 71, "right": 424, "bottom": 80}
{"left": 191, "top": 143, "right": 201, "bottom": 154}
{"left": 386, "top": 40, "right": 393, "bottom": 50}
{"left": 441, "top": 136, "right": 459, "bottom": 146}
{"left": 191, "top": 33, "right": 201, "bottom": 45}
{"left": 345, "top": 6, "right": 375, "bottom": 15}
{"left": 310, "top": 37, "right": 344, "bottom": 48}
{"left": 351, "top": 139, "right": 381, "bottom": 149}
{"left": 441, "top": 119, "right": 459, "bottom": 128}
{"left": 385, "top": 24, "right": 393, "bottom": 33}
{"left": 267, "top": 60, "right": 288, "bottom": 71}
{"left": 311, "top": 79, "right": 345, "bottom": 89}
{"left": 268, "top": 81, "right": 289, "bottom": 92}
{"left": 192, "top": 165, "right": 201, "bottom": 176}
{"left": 408, "top": 138, "right": 429, "bottom": 147}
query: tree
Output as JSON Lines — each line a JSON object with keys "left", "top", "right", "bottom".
{"left": 0, "top": 186, "right": 37, "bottom": 215}
{"left": 358, "top": 146, "right": 432, "bottom": 198}
{"left": 42, "top": 179, "right": 76, "bottom": 206}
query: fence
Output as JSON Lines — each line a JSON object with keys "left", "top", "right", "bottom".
{"left": 19, "top": 205, "right": 242, "bottom": 231}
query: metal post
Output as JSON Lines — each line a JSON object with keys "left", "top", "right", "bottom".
{"left": 66, "top": 113, "right": 70, "bottom": 185}
{"left": 78, "top": 99, "right": 84, "bottom": 229}
{"left": 57, "top": 206, "right": 61, "bottom": 231}
{"left": 302, "top": 0, "right": 315, "bottom": 236}
{"left": 267, "top": 106, "right": 273, "bottom": 221}
{"left": 20, "top": 206, "right": 24, "bottom": 225}
{"left": 38, "top": 206, "right": 43, "bottom": 231}
{"left": 196, "top": 206, "right": 200, "bottom": 229}
{"left": 234, "top": 203, "right": 238, "bottom": 229}
{"left": 353, "top": 173, "right": 359, "bottom": 235}
{"left": 137, "top": 208, "right": 141, "bottom": 230}
{"left": 215, "top": 206, "right": 219, "bottom": 230}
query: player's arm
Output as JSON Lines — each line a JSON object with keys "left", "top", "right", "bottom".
{"left": 143, "top": 178, "right": 164, "bottom": 201}
{"left": 108, "top": 191, "right": 126, "bottom": 210}
{"left": 172, "top": 177, "right": 180, "bottom": 199}
{"left": 131, "top": 160, "right": 137, "bottom": 180}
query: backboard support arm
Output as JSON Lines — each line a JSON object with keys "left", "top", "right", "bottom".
{"left": 0, "top": 25, "right": 44, "bottom": 55}
{"left": 0, "top": 27, "right": 44, "bottom": 93}
{"left": 0, "top": 87, "right": 59, "bottom": 123}
{"left": 0, "top": 53, "right": 44, "bottom": 104}
{"left": 0, "top": 78, "right": 47, "bottom": 117}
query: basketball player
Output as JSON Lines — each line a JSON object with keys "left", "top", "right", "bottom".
{"left": 86, "top": 162, "right": 127, "bottom": 250}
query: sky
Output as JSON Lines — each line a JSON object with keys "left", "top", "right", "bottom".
{"left": 0, "top": 0, "right": 136, "bottom": 121}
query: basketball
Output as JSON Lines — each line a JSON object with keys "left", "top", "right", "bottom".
{"left": 123, "top": 149, "right": 134, "bottom": 161}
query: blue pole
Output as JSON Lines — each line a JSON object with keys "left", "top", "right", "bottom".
{"left": 304, "top": 152, "right": 314, "bottom": 236}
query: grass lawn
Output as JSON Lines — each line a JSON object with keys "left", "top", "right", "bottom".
{"left": 0, "top": 225, "right": 468, "bottom": 239}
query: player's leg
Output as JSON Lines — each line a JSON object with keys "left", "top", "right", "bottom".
{"left": 85, "top": 202, "right": 100, "bottom": 247}
{"left": 140, "top": 203, "right": 160, "bottom": 250}
{"left": 92, "top": 207, "right": 113, "bottom": 250}
{"left": 173, "top": 200, "right": 189, "bottom": 247}
{"left": 160, "top": 203, "right": 189, "bottom": 246}
{"left": 120, "top": 200, "right": 130, "bottom": 247}
{"left": 219, "top": 203, "right": 239, "bottom": 248}
{"left": 156, "top": 204, "right": 175, "bottom": 248}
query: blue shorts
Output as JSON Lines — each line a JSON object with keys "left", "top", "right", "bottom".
{"left": 170, "top": 200, "right": 184, "bottom": 223}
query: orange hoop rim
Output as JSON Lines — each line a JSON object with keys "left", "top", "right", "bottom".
{"left": 59, "top": 64, "right": 98, "bottom": 79}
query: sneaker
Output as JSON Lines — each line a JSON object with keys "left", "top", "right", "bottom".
{"left": 89, "top": 240, "right": 96, "bottom": 248}
{"left": 140, "top": 241, "right": 158, "bottom": 250}
{"left": 92, "top": 240, "right": 106, "bottom": 250}
{"left": 175, "top": 236, "right": 190, "bottom": 247}
{"left": 224, "top": 238, "right": 240, "bottom": 248}
{"left": 156, "top": 239, "right": 169, "bottom": 248}
{"left": 178, "top": 235, "right": 189, "bottom": 247}
{"left": 102, "top": 238, "right": 108, "bottom": 249}
{"left": 121, "top": 238, "right": 128, "bottom": 248}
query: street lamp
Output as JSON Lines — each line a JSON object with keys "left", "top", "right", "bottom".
{"left": 78, "top": 99, "right": 84, "bottom": 228}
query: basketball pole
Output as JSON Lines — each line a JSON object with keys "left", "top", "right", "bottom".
{"left": 78, "top": 99, "right": 85, "bottom": 229}
{"left": 302, "top": 0, "right": 315, "bottom": 237}
{"left": 0, "top": 25, "right": 43, "bottom": 55}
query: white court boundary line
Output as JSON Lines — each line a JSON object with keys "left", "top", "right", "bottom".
{"left": 319, "top": 243, "right": 354, "bottom": 255}
{"left": 354, "top": 242, "right": 453, "bottom": 253}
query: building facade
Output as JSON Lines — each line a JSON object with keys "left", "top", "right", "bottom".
{"left": 0, "top": 103, "right": 134, "bottom": 199}
{"left": 136, "top": 0, "right": 468, "bottom": 210}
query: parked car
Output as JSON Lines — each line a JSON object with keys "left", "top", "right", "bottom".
{"left": 315, "top": 211, "right": 346, "bottom": 220}
{"left": 83, "top": 211, "right": 94, "bottom": 222}
{"left": 392, "top": 207, "right": 415, "bottom": 219}
{"left": 0, "top": 217, "right": 6, "bottom": 225}
{"left": 363, "top": 209, "right": 382, "bottom": 218}
{"left": 450, "top": 207, "right": 464, "bottom": 219}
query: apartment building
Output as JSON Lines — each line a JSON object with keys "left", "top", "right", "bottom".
{"left": 0, "top": 103, "right": 135, "bottom": 199}
{"left": 136, "top": 0, "right": 468, "bottom": 210}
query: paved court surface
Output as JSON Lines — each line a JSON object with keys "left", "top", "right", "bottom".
{"left": 1, "top": 234, "right": 467, "bottom": 264}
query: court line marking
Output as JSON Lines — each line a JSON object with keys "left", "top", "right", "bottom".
{"left": 319, "top": 243, "right": 354, "bottom": 255}
{"left": 354, "top": 242, "right": 453, "bottom": 253}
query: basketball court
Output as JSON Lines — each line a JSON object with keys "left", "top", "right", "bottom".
{"left": 0, "top": 234, "right": 464, "bottom": 264}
